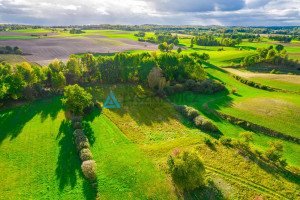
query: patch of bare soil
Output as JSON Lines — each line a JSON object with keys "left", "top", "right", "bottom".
{"left": 253, "top": 41, "right": 300, "bottom": 47}
{"left": 225, "top": 68, "right": 300, "bottom": 84}
{"left": 0, "top": 32, "right": 59, "bottom": 36}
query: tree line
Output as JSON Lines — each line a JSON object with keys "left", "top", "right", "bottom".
{"left": 0, "top": 52, "right": 209, "bottom": 103}
{"left": 242, "top": 45, "right": 299, "bottom": 67}
{"left": 192, "top": 35, "right": 240, "bottom": 47}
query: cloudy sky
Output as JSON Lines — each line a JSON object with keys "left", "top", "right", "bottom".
{"left": 0, "top": 0, "right": 299, "bottom": 26}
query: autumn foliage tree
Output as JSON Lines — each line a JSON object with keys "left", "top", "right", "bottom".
{"left": 62, "top": 84, "right": 93, "bottom": 114}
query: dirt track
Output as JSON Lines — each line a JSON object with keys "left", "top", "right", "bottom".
{"left": 0, "top": 35, "right": 159, "bottom": 66}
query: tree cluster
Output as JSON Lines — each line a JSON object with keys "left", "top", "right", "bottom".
{"left": 268, "top": 35, "right": 292, "bottom": 43}
{"left": 241, "top": 45, "right": 298, "bottom": 67}
{"left": 0, "top": 52, "right": 209, "bottom": 103}
{"left": 0, "top": 46, "right": 23, "bottom": 54}
{"left": 69, "top": 29, "right": 85, "bottom": 34}
{"left": 193, "top": 35, "right": 238, "bottom": 47}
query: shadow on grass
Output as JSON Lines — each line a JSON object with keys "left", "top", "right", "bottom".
{"left": 56, "top": 119, "right": 96, "bottom": 200}
{"left": 183, "top": 180, "right": 226, "bottom": 200}
{"left": 82, "top": 108, "right": 102, "bottom": 146}
{"left": 239, "top": 148, "right": 300, "bottom": 186}
{"left": 56, "top": 120, "right": 79, "bottom": 190}
{"left": 0, "top": 97, "right": 61, "bottom": 146}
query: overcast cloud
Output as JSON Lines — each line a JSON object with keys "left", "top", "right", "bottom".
{"left": 0, "top": 0, "right": 299, "bottom": 26}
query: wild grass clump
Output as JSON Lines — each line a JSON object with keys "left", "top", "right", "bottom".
{"left": 81, "top": 160, "right": 97, "bottom": 182}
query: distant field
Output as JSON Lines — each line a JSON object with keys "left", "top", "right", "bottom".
{"left": 225, "top": 68, "right": 300, "bottom": 85}
{"left": 288, "top": 52, "right": 300, "bottom": 60}
{"left": 10, "top": 29, "right": 52, "bottom": 33}
{"left": 0, "top": 34, "right": 158, "bottom": 66}
{"left": 250, "top": 78, "right": 300, "bottom": 92}
{"left": 0, "top": 35, "right": 39, "bottom": 40}
{"left": 203, "top": 64, "right": 300, "bottom": 138}
{"left": 0, "top": 54, "right": 32, "bottom": 66}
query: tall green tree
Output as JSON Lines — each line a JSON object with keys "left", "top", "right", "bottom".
{"left": 62, "top": 84, "right": 93, "bottom": 114}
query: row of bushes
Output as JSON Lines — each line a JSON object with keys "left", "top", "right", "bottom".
{"left": 174, "top": 105, "right": 218, "bottom": 132}
{"left": 72, "top": 117, "right": 97, "bottom": 182}
{"left": 206, "top": 107, "right": 300, "bottom": 144}
{"left": 231, "top": 74, "right": 299, "bottom": 94}
{"left": 232, "top": 74, "right": 270, "bottom": 90}
{"left": 164, "top": 79, "right": 225, "bottom": 95}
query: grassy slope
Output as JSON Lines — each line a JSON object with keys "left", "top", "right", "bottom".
{"left": 88, "top": 85, "right": 300, "bottom": 199}
{"left": 250, "top": 77, "right": 300, "bottom": 92}
{"left": 0, "top": 54, "right": 32, "bottom": 66}
{"left": 83, "top": 111, "right": 176, "bottom": 200}
{"left": 205, "top": 64, "right": 300, "bottom": 137}
{"left": 0, "top": 97, "right": 96, "bottom": 199}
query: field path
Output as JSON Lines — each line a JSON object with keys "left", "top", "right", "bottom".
{"left": 205, "top": 165, "right": 290, "bottom": 200}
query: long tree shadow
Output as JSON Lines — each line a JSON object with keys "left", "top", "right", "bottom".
{"left": 56, "top": 119, "right": 97, "bottom": 200}
{"left": 0, "top": 96, "right": 61, "bottom": 146}
{"left": 239, "top": 148, "right": 300, "bottom": 186}
{"left": 183, "top": 179, "right": 226, "bottom": 200}
{"left": 55, "top": 120, "right": 81, "bottom": 190}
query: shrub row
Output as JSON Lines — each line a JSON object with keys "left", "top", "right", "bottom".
{"left": 232, "top": 74, "right": 299, "bottom": 94}
{"left": 174, "top": 105, "right": 218, "bottom": 132}
{"left": 164, "top": 79, "right": 225, "bottom": 95}
{"left": 232, "top": 74, "right": 270, "bottom": 90}
{"left": 205, "top": 108, "right": 300, "bottom": 144}
{"left": 72, "top": 117, "right": 97, "bottom": 182}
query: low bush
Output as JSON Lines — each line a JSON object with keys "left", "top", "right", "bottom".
{"left": 72, "top": 116, "right": 82, "bottom": 125}
{"left": 193, "top": 115, "right": 218, "bottom": 132}
{"left": 165, "top": 84, "right": 185, "bottom": 94}
{"left": 81, "top": 160, "right": 97, "bottom": 182}
{"left": 185, "top": 79, "right": 196, "bottom": 90}
{"left": 185, "top": 107, "right": 200, "bottom": 121}
{"left": 175, "top": 105, "right": 199, "bottom": 121}
{"left": 192, "top": 79, "right": 225, "bottom": 94}
{"left": 83, "top": 103, "right": 94, "bottom": 115}
{"left": 73, "top": 122, "right": 82, "bottom": 130}
{"left": 79, "top": 148, "right": 93, "bottom": 162}
{"left": 75, "top": 134, "right": 90, "bottom": 152}
{"left": 168, "top": 149, "right": 205, "bottom": 191}
{"left": 220, "top": 136, "right": 232, "bottom": 146}
{"left": 73, "top": 129, "right": 85, "bottom": 138}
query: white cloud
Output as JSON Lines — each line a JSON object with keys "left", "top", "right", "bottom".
{"left": 0, "top": 0, "right": 299, "bottom": 25}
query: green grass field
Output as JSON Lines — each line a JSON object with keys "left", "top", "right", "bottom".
{"left": 83, "top": 111, "right": 176, "bottom": 199}
{"left": 250, "top": 77, "right": 300, "bottom": 92}
{"left": 0, "top": 97, "right": 96, "bottom": 199}
{"left": 0, "top": 35, "right": 40, "bottom": 40}
{"left": 87, "top": 85, "right": 300, "bottom": 199}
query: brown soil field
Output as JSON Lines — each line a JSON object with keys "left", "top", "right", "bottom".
{"left": 253, "top": 41, "right": 300, "bottom": 47}
{"left": 225, "top": 68, "right": 300, "bottom": 84}
{"left": 0, "top": 32, "right": 59, "bottom": 37}
{"left": 0, "top": 35, "right": 158, "bottom": 66}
